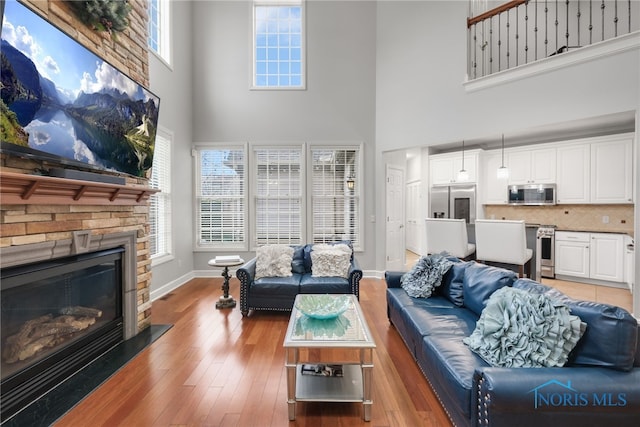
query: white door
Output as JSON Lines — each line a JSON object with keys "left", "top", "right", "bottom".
{"left": 386, "top": 165, "right": 405, "bottom": 271}
{"left": 405, "top": 181, "right": 421, "bottom": 254}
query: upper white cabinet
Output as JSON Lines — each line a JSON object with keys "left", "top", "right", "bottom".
{"left": 590, "top": 136, "right": 633, "bottom": 204}
{"left": 430, "top": 151, "right": 479, "bottom": 185}
{"left": 507, "top": 148, "right": 556, "bottom": 185}
{"left": 556, "top": 133, "right": 634, "bottom": 204}
{"left": 556, "top": 144, "right": 590, "bottom": 204}
{"left": 482, "top": 151, "right": 508, "bottom": 204}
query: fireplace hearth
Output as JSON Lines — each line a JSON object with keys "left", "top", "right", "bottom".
{"left": 0, "top": 231, "right": 139, "bottom": 423}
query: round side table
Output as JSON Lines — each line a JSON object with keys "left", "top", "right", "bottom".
{"left": 208, "top": 257, "right": 244, "bottom": 309}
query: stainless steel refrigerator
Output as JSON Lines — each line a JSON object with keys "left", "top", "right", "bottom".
{"left": 429, "top": 184, "right": 476, "bottom": 224}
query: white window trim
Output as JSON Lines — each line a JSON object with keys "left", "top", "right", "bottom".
{"left": 250, "top": 143, "right": 307, "bottom": 249}
{"left": 307, "top": 143, "right": 364, "bottom": 251}
{"left": 193, "top": 143, "right": 249, "bottom": 252}
{"left": 193, "top": 142, "right": 364, "bottom": 253}
{"left": 250, "top": 0, "right": 307, "bottom": 90}
{"left": 148, "top": 0, "right": 173, "bottom": 68}
{"left": 150, "top": 126, "right": 174, "bottom": 266}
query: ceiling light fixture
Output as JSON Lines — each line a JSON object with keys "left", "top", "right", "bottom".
{"left": 497, "top": 134, "right": 509, "bottom": 179}
{"left": 457, "top": 140, "right": 469, "bottom": 182}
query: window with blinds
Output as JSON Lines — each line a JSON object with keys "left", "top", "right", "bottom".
{"left": 197, "top": 147, "right": 246, "bottom": 248}
{"left": 254, "top": 147, "right": 303, "bottom": 245}
{"left": 311, "top": 148, "right": 361, "bottom": 250}
{"left": 149, "top": 130, "right": 172, "bottom": 260}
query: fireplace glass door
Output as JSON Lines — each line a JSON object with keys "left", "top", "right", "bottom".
{"left": 1, "top": 247, "right": 124, "bottom": 421}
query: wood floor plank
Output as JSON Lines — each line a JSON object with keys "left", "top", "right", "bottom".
{"left": 55, "top": 277, "right": 453, "bottom": 426}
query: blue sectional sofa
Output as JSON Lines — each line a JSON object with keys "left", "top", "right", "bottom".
{"left": 236, "top": 243, "right": 362, "bottom": 317}
{"left": 386, "top": 259, "right": 640, "bottom": 427}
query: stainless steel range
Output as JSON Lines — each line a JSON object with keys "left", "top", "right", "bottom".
{"left": 536, "top": 225, "right": 556, "bottom": 280}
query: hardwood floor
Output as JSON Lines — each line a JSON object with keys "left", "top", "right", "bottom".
{"left": 55, "top": 277, "right": 453, "bottom": 427}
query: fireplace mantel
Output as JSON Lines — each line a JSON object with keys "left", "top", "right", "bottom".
{"left": 0, "top": 171, "right": 158, "bottom": 206}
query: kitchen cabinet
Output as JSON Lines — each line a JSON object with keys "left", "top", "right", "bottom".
{"left": 555, "top": 231, "right": 625, "bottom": 283}
{"left": 624, "top": 236, "right": 634, "bottom": 292}
{"left": 556, "top": 134, "right": 634, "bottom": 204}
{"left": 589, "top": 233, "right": 624, "bottom": 282}
{"left": 507, "top": 148, "right": 556, "bottom": 185}
{"left": 555, "top": 232, "right": 590, "bottom": 279}
{"left": 556, "top": 144, "right": 590, "bottom": 204}
{"left": 590, "top": 136, "right": 633, "bottom": 204}
{"left": 430, "top": 151, "right": 479, "bottom": 185}
{"left": 482, "top": 151, "right": 508, "bottom": 204}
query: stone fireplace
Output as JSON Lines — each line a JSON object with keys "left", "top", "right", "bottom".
{"left": 0, "top": 231, "right": 139, "bottom": 420}
{"left": 0, "top": 1, "right": 156, "bottom": 419}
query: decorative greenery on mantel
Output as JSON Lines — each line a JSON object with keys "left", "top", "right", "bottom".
{"left": 65, "top": 0, "right": 132, "bottom": 36}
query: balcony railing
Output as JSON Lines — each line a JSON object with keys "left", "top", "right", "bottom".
{"left": 467, "top": 0, "right": 639, "bottom": 80}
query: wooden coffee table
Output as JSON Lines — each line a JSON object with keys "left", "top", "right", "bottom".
{"left": 283, "top": 294, "right": 376, "bottom": 421}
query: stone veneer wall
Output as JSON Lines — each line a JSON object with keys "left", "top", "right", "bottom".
{"left": 0, "top": 0, "right": 153, "bottom": 331}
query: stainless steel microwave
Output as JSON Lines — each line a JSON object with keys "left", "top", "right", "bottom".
{"left": 508, "top": 184, "right": 556, "bottom": 205}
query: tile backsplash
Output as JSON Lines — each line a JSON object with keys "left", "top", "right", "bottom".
{"left": 484, "top": 204, "right": 634, "bottom": 236}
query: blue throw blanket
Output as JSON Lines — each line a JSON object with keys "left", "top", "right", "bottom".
{"left": 400, "top": 253, "right": 453, "bottom": 298}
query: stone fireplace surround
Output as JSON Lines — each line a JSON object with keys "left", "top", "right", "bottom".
{"left": 0, "top": 230, "right": 139, "bottom": 341}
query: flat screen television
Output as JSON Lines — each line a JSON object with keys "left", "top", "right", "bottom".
{"left": 1, "top": 0, "right": 160, "bottom": 178}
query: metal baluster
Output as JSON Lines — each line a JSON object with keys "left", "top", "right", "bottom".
{"left": 629, "top": 0, "right": 632, "bottom": 34}
{"left": 507, "top": 10, "right": 511, "bottom": 69}
{"left": 515, "top": 6, "right": 519, "bottom": 66}
{"left": 565, "top": 0, "right": 570, "bottom": 50}
{"left": 555, "top": 0, "right": 559, "bottom": 54}
{"left": 473, "top": 24, "right": 478, "bottom": 79}
{"left": 490, "top": 17, "right": 494, "bottom": 74}
{"left": 609, "top": 1, "right": 616, "bottom": 38}
{"left": 525, "top": 1, "right": 529, "bottom": 63}
{"left": 498, "top": 13, "right": 502, "bottom": 71}
{"left": 589, "top": 0, "right": 593, "bottom": 44}
{"left": 577, "top": 0, "right": 581, "bottom": 48}
{"left": 601, "top": 0, "right": 605, "bottom": 41}
{"left": 535, "top": 0, "right": 539, "bottom": 60}
{"left": 545, "top": 0, "right": 549, "bottom": 56}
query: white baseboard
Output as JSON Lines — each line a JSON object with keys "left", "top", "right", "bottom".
{"left": 150, "top": 271, "right": 195, "bottom": 301}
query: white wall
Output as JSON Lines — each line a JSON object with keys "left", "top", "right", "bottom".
{"left": 190, "top": 0, "right": 377, "bottom": 271}
{"left": 375, "top": 1, "right": 639, "bottom": 270}
{"left": 148, "top": 0, "right": 195, "bottom": 296}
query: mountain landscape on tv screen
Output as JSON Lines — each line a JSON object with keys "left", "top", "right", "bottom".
{"left": 0, "top": 3, "right": 159, "bottom": 178}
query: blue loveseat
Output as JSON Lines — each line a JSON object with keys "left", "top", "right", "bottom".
{"left": 386, "top": 259, "right": 640, "bottom": 427}
{"left": 236, "top": 243, "right": 362, "bottom": 317}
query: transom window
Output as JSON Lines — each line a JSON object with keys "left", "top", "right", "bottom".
{"left": 252, "top": 0, "right": 305, "bottom": 89}
{"left": 148, "top": 0, "right": 171, "bottom": 65}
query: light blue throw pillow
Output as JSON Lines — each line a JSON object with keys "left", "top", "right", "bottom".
{"left": 400, "top": 253, "right": 453, "bottom": 298}
{"left": 463, "top": 286, "right": 586, "bottom": 368}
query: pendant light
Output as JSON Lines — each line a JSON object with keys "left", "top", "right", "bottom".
{"left": 496, "top": 133, "right": 509, "bottom": 179}
{"left": 457, "top": 140, "right": 469, "bottom": 181}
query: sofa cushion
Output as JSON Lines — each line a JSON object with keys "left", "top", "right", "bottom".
{"left": 400, "top": 253, "right": 453, "bottom": 298}
{"left": 402, "top": 305, "right": 478, "bottom": 338}
{"left": 463, "top": 286, "right": 586, "bottom": 367}
{"left": 255, "top": 244, "right": 294, "bottom": 279}
{"left": 513, "top": 279, "right": 639, "bottom": 371}
{"left": 462, "top": 262, "right": 517, "bottom": 316}
{"left": 291, "top": 245, "right": 306, "bottom": 274}
{"left": 299, "top": 275, "right": 351, "bottom": 294}
{"left": 252, "top": 274, "right": 301, "bottom": 297}
{"left": 437, "top": 260, "right": 469, "bottom": 307}
{"left": 310, "top": 243, "right": 352, "bottom": 278}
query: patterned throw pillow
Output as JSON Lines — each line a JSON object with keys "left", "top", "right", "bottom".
{"left": 255, "top": 244, "right": 295, "bottom": 279}
{"left": 463, "top": 286, "right": 586, "bottom": 368}
{"left": 310, "top": 244, "right": 352, "bottom": 278}
{"left": 400, "top": 253, "right": 453, "bottom": 298}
